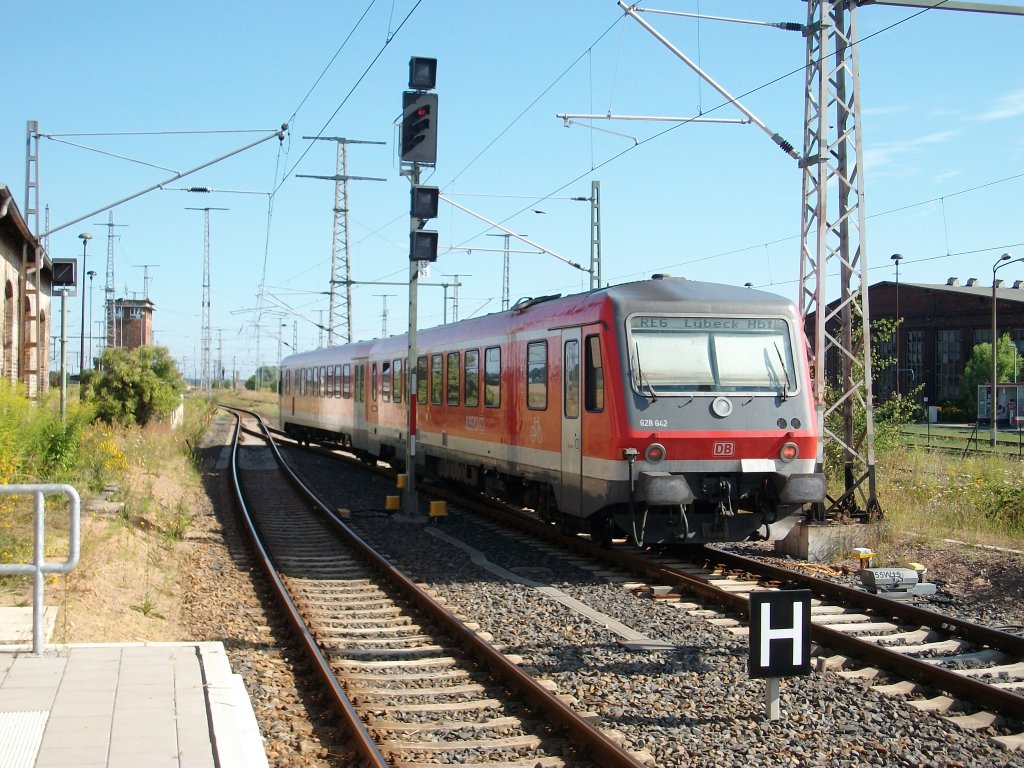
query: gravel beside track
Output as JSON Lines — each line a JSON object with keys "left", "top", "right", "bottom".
{"left": 184, "top": 416, "right": 1024, "bottom": 767}
{"left": 181, "top": 416, "right": 346, "bottom": 767}
{"left": 284, "top": 447, "right": 1024, "bottom": 768}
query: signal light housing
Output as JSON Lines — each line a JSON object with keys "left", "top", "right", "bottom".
{"left": 410, "top": 230, "right": 439, "bottom": 262}
{"left": 411, "top": 185, "right": 439, "bottom": 220}
{"left": 401, "top": 91, "right": 438, "bottom": 165}
{"left": 408, "top": 57, "right": 437, "bottom": 90}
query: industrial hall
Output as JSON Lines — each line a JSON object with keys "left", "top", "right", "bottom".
{"left": 868, "top": 274, "right": 1024, "bottom": 411}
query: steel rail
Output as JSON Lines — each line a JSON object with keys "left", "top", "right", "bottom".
{"left": 411, "top": 480, "right": 1024, "bottom": 721}
{"left": 708, "top": 547, "right": 1024, "bottom": 656}
{"left": 245, "top": 408, "right": 648, "bottom": 768}
{"left": 224, "top": 409, "right": 390, "bottom": 768}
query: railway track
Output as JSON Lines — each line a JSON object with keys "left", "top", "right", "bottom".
{"left": 224, "top": 407, "right": 650, "bottom": 768}
{"left": 420, "top": 486, "right": 1024, "bottom": 751}
{"left": 255, "top": 409, "right": 1024, "bottom": 757}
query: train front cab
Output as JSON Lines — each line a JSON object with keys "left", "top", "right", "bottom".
{"left": 608, "top": 303, "right": 826, "bottom": 546}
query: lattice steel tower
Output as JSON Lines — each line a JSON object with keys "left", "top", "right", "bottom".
{"left": 187, "top": 207, "right": 226, "bottom": 391}
{"left": 298, "top": 137, "right": 384, "bottom": 345}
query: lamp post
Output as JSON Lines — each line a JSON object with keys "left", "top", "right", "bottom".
{"left": 991, "top": 253, "right": 1024, "bottom": 446}
{"left": 86, "top": 270, "right": 97, "bottom": 368}
{"left": 78, "top": 233, "right": 92, "bottom": 374}
{"left": 891, "top": 253, "right": 903, "bottom": 397}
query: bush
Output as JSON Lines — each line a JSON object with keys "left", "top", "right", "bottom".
{"left": 85, "top": 346, "right": 186, "bottom": 427}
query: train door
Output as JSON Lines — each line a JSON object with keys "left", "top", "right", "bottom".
{"left": 352, "top": 358, "right": 369, "bottom": 450}
{"left": 560, "top": 328, "right": 583, "bottom": 517}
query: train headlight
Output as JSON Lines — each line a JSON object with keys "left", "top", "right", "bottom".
{"left": 779, "top": 442, "right": 799, "bottom": 462}
{"left": 644, "top": 443, "right": 666, "bottom": 463}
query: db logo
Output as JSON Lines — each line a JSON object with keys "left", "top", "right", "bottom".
{"left": 713, "top": 442, "right": 736, "bottom": 456}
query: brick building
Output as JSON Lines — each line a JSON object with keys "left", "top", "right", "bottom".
{"left": 853, "top": 278, "right": 1024, "bottom": 408}
{"left": 0, "top": 184, "right": 51, "bottom": 396}
{"left": 112, "top": 296, "right": 155, "bottom": 351}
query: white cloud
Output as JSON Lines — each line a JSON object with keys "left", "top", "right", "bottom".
{"left": 864, "top": 130, "right": 959, "bottom": 171}
{"left": 976, "top": 89, "right": 1024, "bottom": 121}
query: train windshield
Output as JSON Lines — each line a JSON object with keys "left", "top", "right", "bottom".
{"left": 628, "top": 316, "right": 796, "bottom": 395}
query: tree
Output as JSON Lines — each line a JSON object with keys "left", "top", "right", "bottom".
{"left": 85, "top": 346, "right": 186, "bottom": 427}
{"left": 246, "top": 365, "right": 278, "bottom": 391}
{"left": 960, "top": 333, "right": 1022, "bottom": 420}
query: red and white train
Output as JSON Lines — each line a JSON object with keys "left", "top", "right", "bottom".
{"left": 279, "top": 274, "right": 825, "bottom": 545}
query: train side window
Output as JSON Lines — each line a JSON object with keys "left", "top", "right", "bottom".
{"left": 342, "top": 363, "right": 351, "bottom": 398}
{"left": 320, "top": 366, "right": 327, "bottom": 398}
{"left": 334, "top": 365, "right": 342, "bottom": 398}
{"left": 484, "top": 346, "right": 500, "bottom": 408}
{"left": 326, "top": 366, "right": 333, "bottom": 399}
{"left": 584, "top": 334, "right": 605, "bottom": 412}
{"left": 392, "top": 359, "right": 403, "bottom": 404}
{"left": 431, "top": 354, "right": 443, "bottom": 405}
{"left": 564, "top": 339, "right": 580, "bottom": 419}
{"left": 417, "top": 356, "right": 428, "bottom": 404}
{"left": 306, "top": 367, "right": 314, "bottom": 398}
{"left": 527, "top": 341, "right": 548, "bottom": 410}
{"left": 464, "top": 349, "right": 479, "bottom": 407}
{"left": 381, "top": 361, "right": 391, "bottom": 402}
{"left": 355, "top": 363, "right": 364, "bottom": 403}
{"left": 446, "top": 351, "right": 460, "bottom": 406}
{"left": 372, "top": 362, "right": 378, "bottom": 402}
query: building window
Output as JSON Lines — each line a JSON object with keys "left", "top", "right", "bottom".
{"left": 936, "top": 330, "right": 961, "bottom": 402}
{"left": 876, "top": 331, "right": 895, "bottom": 399}
{"left": 1013, "top": 329, "right": 1024, "bottom": 360}
{"left": 907, "top": 331, "right": 924, "bottom": 398}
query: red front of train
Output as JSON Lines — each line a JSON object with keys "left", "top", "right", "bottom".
{"left": 280, "top": 275, "right": 825, "bottom": 545}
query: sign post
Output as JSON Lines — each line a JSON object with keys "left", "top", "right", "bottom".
{"left": 748, "top": 590, "right": 812, "bottom": 720}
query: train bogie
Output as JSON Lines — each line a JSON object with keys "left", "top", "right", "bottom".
{"left": 279, "top": 275, "right": 825, "bottom": 546}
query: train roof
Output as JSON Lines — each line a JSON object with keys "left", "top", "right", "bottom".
{"left": 603, "top": 274, "right": 796, "bottom": 315}
{"left": 280, "top": 276, "right": 799, "bottom": 366}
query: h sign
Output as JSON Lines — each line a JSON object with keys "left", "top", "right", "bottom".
{"left": 748, "top": 590, "right": 811, "bottom": 678}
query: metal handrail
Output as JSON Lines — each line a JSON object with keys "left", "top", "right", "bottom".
{"left": 0, "top": 484, "right": 81, "bottom": 653}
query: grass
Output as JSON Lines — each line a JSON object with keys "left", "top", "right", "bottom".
{"left": 874, "top": 441, "right": 1024, "bottom": 558}
{"left": 0, "top": 381, "right": 212, "bottom": 627}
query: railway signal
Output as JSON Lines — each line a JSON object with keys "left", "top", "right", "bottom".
{"left": 402, "top": 56, "right": 439, "bottom": 522}
{"left": 401, "top": 91, "right": 438, "bottom": 165}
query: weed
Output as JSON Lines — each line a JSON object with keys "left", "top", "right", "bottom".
{"left": 130, "top": 594, "right": 165, "bottom": 620}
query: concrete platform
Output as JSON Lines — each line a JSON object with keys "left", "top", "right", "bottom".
{"left": 0, "top": 609, "right": 267, "bottom": 768}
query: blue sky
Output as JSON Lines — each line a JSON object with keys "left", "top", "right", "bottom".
{"left": 4, "top": 1, "right": 1023, "bottom": 378}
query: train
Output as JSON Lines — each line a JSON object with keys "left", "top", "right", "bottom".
{"left": 279, "top": 274, "right": 825, "bottom": 546}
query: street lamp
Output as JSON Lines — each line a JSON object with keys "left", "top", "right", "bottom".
{"left": 86, "top": 270, "right": 97, "bottom": 368}
{"left": 891, "top": 253, "right": 903, "bottom": 396}
{"left": 78, "top": 233, "right": 92, "bottom": 374}
{"left": 991, "top": 253, "right": 1024, "bottom": 446}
